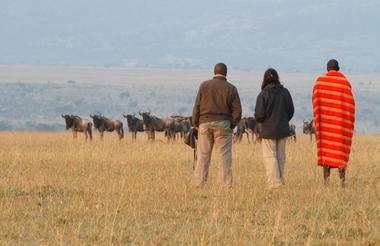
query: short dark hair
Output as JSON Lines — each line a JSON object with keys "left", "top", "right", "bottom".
{"left": 327, "top": 59, "right": 340, "bottom": 71}
{"left": 261, "top": 68, "right": 280, "bottom": 90}
{"left": 214, "top": 63, "right": 227, "bottom": 76}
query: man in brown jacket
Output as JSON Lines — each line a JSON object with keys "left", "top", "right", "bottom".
{"left": 191, "top": 63, "right": 242, "bottom": 188}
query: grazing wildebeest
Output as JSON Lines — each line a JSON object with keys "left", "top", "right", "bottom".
{"left": 234, "top": 118, "right": 250, "bottom": 143}
{"left": 122, "top": 113, "right": 144, "bottom": 141}
{"left": 289, "top": 122, "right": 296, "bottom": 142}
{"left": 61, "top": 114, "right": 92, "bottom": 140}
{"left": 139, "top": 112, "right": 174, "bottom": 141}
{"left": 303, "top": 120, "right": 316, "bottom": 141}
{"left": 90, "top": 114, "right": 124, "bottom": 140}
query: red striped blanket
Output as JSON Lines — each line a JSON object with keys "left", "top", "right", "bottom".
{"left": 312, "top": 71, "right": 355, "bottom": 168}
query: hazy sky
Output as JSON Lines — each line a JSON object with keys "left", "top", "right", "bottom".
{"left": 1, "top": 0, "right": 380, "bottom": 73}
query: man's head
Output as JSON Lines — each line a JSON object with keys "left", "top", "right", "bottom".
{"left": 214, "top": 63, "right": 227, "bottom": 76}
{"left": 327, "top": 59, "right": 340, "bottom": 71}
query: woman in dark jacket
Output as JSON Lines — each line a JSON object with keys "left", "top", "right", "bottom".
{"left": 255, "top": 68, "right": 294, "bottom": 189}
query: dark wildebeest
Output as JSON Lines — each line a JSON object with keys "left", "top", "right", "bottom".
{"left": 234, "top": 118, "right": 250, "bottom": 143}
{"left": 122, "top": 113, "right": 145, "bottom": 141}
{"left": 245, "top": 117, "right": 262, "bottom": 143}
{"left": 61, "top": 114, "right": 92, "bottom": 140}
{"left": 289, "top": 122, "right": 296, "bottom": 142}
{"left": 303, "top": 120, "right": 316, "bottom": 142}
{"left": 139, "top": 112, "right": 174, "bottom": 141}
{"left": 90, "top": 114, "right": 124, "bottom": 140}
{"left": 171, "top": 115, "right": 191, "bottom": 140}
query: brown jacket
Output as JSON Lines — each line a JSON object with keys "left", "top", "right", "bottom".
{"left": 192, "top": 75, "right": 242, "bottom": 128}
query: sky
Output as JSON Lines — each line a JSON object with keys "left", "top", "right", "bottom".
{"left": 1, "top": 0, "right": 380, "bottom": 73}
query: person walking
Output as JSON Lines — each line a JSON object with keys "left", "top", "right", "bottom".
{"left": 255, "top": 68, "right": 294, "bottom": 189}
{"left": 191, "top": 63, "right": 242, "bottom": 188}
{"left": 312, "top": 59, "right": 355, "bottom": 187}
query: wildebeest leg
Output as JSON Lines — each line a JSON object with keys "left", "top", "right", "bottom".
{"left": 245, "top": 132, "right": 250, "bottom": 144}
{"left": 100, "top": 131, "right": 104, "bottom": 140}
{"left": 73, "top": 130, "right": 78, "bottom": 139}
{"left": 147, "top": 131, "right": 155, "bottom": 141}
{"left": 117, "top": 129, "right": 122, "bottom": 141}
{"left": 339, "top": 167, "right": 346, "bottom": 188}
{"left": 120, "top": 127, "right": 124, "bottom": 140}
{"left": 323, "top": 165, "right": 331, "bottom": 186}
{"left": 294, "top": 135, "right": 296, "bottom": 143}
{"left": 88, "top": 128, "right": 92, "bottom": 141}
{"left": 166, "top": 130, "right": 172, "bottom": 142}
{"left": 84, "top": 130, "right": 88, "bottom": 141}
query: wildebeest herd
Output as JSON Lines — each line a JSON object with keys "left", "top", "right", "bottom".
{"left": 61, "top": 113, "right": 314, "bottom": 143}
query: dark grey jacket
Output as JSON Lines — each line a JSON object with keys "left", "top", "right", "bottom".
{"left": 254, "top": 83, "right": 294, "bottom": 139}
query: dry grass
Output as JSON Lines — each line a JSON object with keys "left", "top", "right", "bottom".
{"left": 0, "top": 132, "right": 379, "bottom": 245}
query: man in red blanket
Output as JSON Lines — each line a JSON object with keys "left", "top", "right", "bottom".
{"left": 312, "top": 59, "right": 355, "bottom": 187}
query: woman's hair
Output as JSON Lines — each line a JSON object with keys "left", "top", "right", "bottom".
{"left": 261, "top": 68, "right": 280, "bottom": 90}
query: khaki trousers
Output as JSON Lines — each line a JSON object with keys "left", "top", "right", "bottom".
{"left": 262, "top": 138, "right": 287, "bottom": 189}
{"left": 191, "top": 127, "right": 233, "bottom": 188}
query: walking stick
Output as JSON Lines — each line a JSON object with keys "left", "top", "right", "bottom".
{"left": 193, "top": 142, "right": 197, "bottom": 170}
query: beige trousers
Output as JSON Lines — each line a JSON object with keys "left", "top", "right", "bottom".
{"left": 191, "top": 127, "right": 233, "bottom": 188}
{"left": 262, "top": 138, "right": 287, "bottom": 189}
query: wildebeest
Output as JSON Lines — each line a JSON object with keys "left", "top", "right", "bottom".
{"left": 245, "top": 117, "right": 262, "bottom": 143}
{"left": 61, "top": 114, "right": 92, "bottom": 140}
{"left": 234, "top": 118, "right": 250, "bottom": 143}
{"left": 289, "top": 122, "right": 296, "bottom": 142}
{"left": 90, "top": 114, "right": 124, "bottom": 140}
{"left": 122, "top": 113, "right": 146, "bottom": 141}
{"left": 303, "top": 120, "right": 316, "bottom": 141}
{"left": 171, "top": 115, "right": 191, "bottom": 140}
{"left": 139, "top": 112, "right": 175, "bottom": 141}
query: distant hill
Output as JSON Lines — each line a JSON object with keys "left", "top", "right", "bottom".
{"left": 0, "top": 66, "right": 378, "bottom": 133}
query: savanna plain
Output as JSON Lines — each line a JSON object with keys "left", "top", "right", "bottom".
{"left": 0, "top": 132, "right": 379, "bottom": 245}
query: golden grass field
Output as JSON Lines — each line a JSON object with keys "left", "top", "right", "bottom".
{"left": 0, "top": 132, "right": 379, "bottom": 245}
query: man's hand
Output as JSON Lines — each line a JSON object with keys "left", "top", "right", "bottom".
{"left": 191, "top": 126, "right": 199, "bottom": 131}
